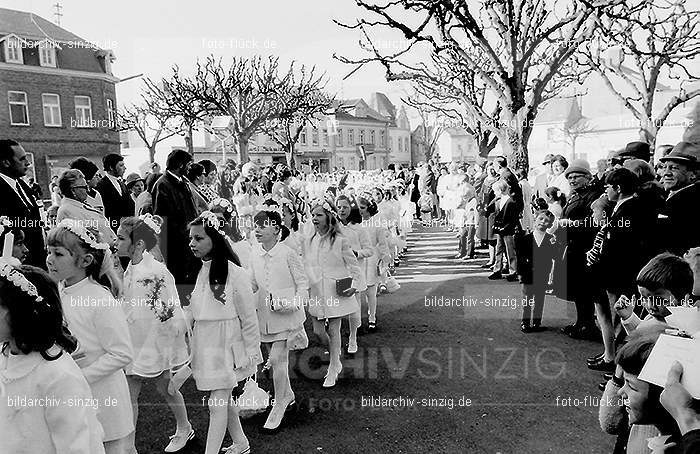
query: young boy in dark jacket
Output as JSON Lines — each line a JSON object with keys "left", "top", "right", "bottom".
{"left": 518, "top": 209, "right": 558, "bottom": 332}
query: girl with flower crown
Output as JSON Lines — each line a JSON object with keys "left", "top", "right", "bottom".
{"left": 209, "top": 198, "right": 252, "bottom": 269}
{"left": 186, "top": 211, "right": 262, "bottom": 454}
{"left": 302, "top": 200, "right": 361, "bottom": 388}
{"left": 0, "top": 262, "right": 106, "bottom": 454}
{"left": 250, "top": 205, "right": 308, "bottom": 430}
{"left": 46, "top": 220, "right": 134, "bottom": 454}
{"left": 357, "top": 194, "right": 391, "bottom": 332}
{"left": 335, "top": 195, "right": 373, "bottom": 354}
{"left": 116, "top": 215, "right": 193, "bottom": 453}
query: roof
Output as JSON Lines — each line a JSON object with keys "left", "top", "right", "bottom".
{"left": 369, "top": 92, "right": 397, "bottom": 121}
{"left": 0, "top": 7, "right": 88, "bottom": 44}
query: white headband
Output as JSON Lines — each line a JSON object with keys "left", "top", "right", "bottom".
{"left": 139, "top": 213, "right": 161, "bottom": 235}
{"left": 0, "top": 258, "right": 44, "bottom": 304}
{"left": 199, "top": 211, "right": 225, "bottom": 235}
{"left": 56, "top": 219, "right": 110, "bottom": 250}
{"left": 210, "top": 198, "right": 234, "bottom": 213}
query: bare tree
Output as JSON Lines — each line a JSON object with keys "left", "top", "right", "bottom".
{"left": 263, "top": 65, "right": 334, "bottom": 169}
{"left": 117, "top": 102, "right": 179, "bottom": 164}
{"left": 155, "top": 56, "right": 301, "bottom": 163}
{"left": 582, "top": 0, "right": 700, "bottom": 149}
{"left": 142, "top": 75, "right": 209, "bottom": 155}
{"left": 335, "top": 0, "right": 604, "bottom": 170}
{"left": 403, "top": 94, "right": 445, "bottom": 161}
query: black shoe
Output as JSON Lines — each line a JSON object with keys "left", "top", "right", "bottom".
{"left": 367, "top": 321, "right": 377, "bottom": 333}
{"left": 603, "top": 372, "right": 614, "bottom": 381}
{"left": 455, "top": 253, "right": 466, "bottom": 259}
{"left": 598, "top": 381, "right": 607, "bottom": 392}
{"left": 530, "top": 324, "right": 546, "bottom": 332}
{"left": 504, "top": 273, "right": 518, "bottom": 282}
{"left": 588, "top": 358, "right": 615, "bottom": 372}
{"left": 521, "top": 322, "right": 531, "bottom": 333}
{"left": 488, "top": 271, "right": 502, "bottom": 280}
{"left": 587, "top": 352, "right": 605, "bottom": 364}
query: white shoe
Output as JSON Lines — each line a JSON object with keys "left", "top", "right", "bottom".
{"left": 263, "top": 394, "right": 295, "bottom": 430}
{"left": 347, "top": 339, "right": 358, "bottom": 354}
{"left": 164, "top": 427, "right": 194, "bottom": 452}
{"left": 222, "top": 440, "right": 251, "bottom": 454}
{"left": 323, "top": 365, "right": 342, "bottom": 388}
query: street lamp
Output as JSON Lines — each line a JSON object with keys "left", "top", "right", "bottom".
{"left": 211, "top": 115, "right": 234, "bottom": 163}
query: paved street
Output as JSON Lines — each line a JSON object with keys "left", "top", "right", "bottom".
{"left": 137, "top": 222, "right": 616, "bottom": 453}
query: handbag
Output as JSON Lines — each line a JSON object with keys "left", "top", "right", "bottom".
{"left": 269, "top": 288, "right": 301, "bottom": 313}
{"left": 335, "top": 277, "right": 353, "bottom": 296}
{"left": 237, "top": 376, "right": 271, "bottom": 419}
{"left": 286, "top": 328, "right": 309, "bottom": 351}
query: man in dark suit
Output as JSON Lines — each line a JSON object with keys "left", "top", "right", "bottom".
{"left": 658, "top": 142, "right": 700, "bottom": 255}
{"left": 96, "top": 153, "right": 134, "bottom": 232}
{"left": 0, "top": 140, "right": 46, "bottom": 268}
{"left": 152, "top": 149, "right": 197, "bottom": 297}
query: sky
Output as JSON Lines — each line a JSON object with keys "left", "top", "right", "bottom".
{"left": 2, "top": 0, "right": 411, "bottom": 108}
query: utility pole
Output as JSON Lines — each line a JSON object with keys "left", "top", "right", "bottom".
{"left": 53, "top": 2, "right": 63, "bottom": 25}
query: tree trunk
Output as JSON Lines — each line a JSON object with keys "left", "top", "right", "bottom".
{"left": 185, "top": 124, "right": 194, "bottom": 156}
{"left": 148, "top": 146, "right": 156, "bottom": 164}
{"left": 502, "top": 129, "right": 529, "bottom": 172}
{"left": 285, "top": 145, "right": 296, "bottom": 169}
{"left": 639, "top": 123, "right": 657, "bottom": 154}
{"left": 238, "top": 136, "right": 249, "bottom": 164}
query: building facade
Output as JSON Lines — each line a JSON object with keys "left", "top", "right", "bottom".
{"left": 0, "top": 7, "right": 119, "bottom": 193}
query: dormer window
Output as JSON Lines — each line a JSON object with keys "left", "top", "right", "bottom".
{"left": 39, "top": 44, "right": 56, "bottom": 67}
{"left": 4, "top": 36, "right": 23, "bottom": 64}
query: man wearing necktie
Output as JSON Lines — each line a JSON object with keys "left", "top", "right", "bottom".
{"left": 0, "top": 139, "right": 47, "bottom": 268}
{"left": 96, "top": 153, "right": 135, "bottom": 232}
{"left": 152, "top": 149, "right": 198, "bottom": 301}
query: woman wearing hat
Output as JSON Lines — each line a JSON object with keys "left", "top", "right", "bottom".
{"left": 125, "top": 172, "right": 150, "bottom": 216}
{"left": 548, "top": 155, "right": 571, "bottom": 196}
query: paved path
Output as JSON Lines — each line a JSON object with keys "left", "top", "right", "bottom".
{"left": 136, "top": 223, "right": 616, "bottom": 453}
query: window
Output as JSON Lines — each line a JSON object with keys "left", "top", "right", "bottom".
{"left": 42, "top": 93, "right": 61, "bottom": 126}
{"left": 74, "top": 96, "right": 93, "bottom": 127}
{"left": 322, "top": 128, "right": 329, "bottom": 146}
{"left": 336, "top": 128, "right": 343, "bottom": 147}
{"left": 398, "top": 137, "right": 403, "bottom": 152}
{"left": 359, "top": 129, "right": 365, "bottom": 144}
{"left": 388, "top": 136, "right": 392, "bottom": 151}
{"left": 106, "top": 99, "right": 115, "bottom": 129}
{"left": 337, "top": 156, "right": 344, "bottom": 168}
{"left": 300, "top": 128, "right": 307, "bottom": 145}
{"left": 8, "top": 91, "right": 29, "bottom": 125}
{"left": 370, "top": 130, "right": 376, "bottom": 144}
{"left": 348, "top": 129, "right": 354, "bottom": 145}
{"left": 4, "top": 37, "right": 23, "bottom": 64}
{"left": 404, "top": 136, "right": 409, "bottom": 153}
{"left": 380, "top": 130, "right": 386, "bottom": 147}
{"left": 39, "top": 44, "right": 56, "bottom": 67}
{"left": 312, "top": 127, "right": 319, "bottom": 146}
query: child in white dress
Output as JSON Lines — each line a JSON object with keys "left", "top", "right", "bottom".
{"left": 250, "top": 207, "right": 308, "bottom": 430}
{"left": 186, "top": 211, "right": 262, "bottom": 454}
{"left": 357, "top": 195, "right": 391, "bottom": 332}
{"left": 302, "top": 200, "right": 361, "bottom": 388}
{"left": 116, "top": 215, "right": 193, "bottom": 453}
{"left": 46, "top": 220, "right": 134, "bottom": 454}
{"left": 336, "top": 195, "right": 373, "bottom": 353}
{"left": 0, "top": 261, "right": 106, "bottom": 454}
